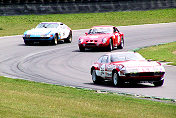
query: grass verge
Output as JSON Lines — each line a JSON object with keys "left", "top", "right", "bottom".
{"left": 137, "top": 42, "right": 176, "bottom": 66}
{"left": 0, "top": 8, "right": 176, "bottom": 36}
{"left": 0, "top": 76, "right": 176, "bottom": 118}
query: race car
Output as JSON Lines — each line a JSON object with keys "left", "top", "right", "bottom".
{"left": 78, "top": 25, "right": 124, "bottom": 51}
{"left": 91, "top": 52, "right": 165, "bottom": 87}
{"left": 23, "top": 22, "right": 72, "bottom": 45}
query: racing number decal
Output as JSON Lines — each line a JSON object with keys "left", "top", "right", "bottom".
{"left": 100, "top": 64, "right": 105, "bottom": 77}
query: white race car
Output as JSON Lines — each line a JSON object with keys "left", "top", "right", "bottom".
{"left": 23, "top": 22, "right": 72, "bottom": 45}
{"left": 91, "top": 52, "right": 165, "bottom": 87}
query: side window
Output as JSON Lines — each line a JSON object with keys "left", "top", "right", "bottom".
{"left": 116, "top": 27, "right": 119, "bottom": 33}
{"left": 113, "top": 27, "right": 119, "bottom": 33}
{"left": 113, "top": 27, "right": 116, "bottom": 33}
{"left": 97, "top": 56, "right": 103, "bottom": 63}
{"left": 101, "top": 56, "right": 109, "bottom": 63}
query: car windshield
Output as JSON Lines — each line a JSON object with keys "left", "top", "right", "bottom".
{"left": 36, "top": 23, "right": 59, "bottom": 28}
{"left": 88, "top": 27, "right": 113, "bottom": 34}
{"left": 111, "top": 53, "right": 145, "bottom": 62}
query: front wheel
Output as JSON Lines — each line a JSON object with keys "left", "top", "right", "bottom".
{"left": 117, "top": 36, "right": 124, "bottom": 49}
{"left": 92, "top": 70, "right": 101, "bottom": 84}
{"left": 112, "top": 71, "right": 122, "bottom": 86}
{"left": 24, "top": 40, "right": 31, "bottom": 45}
{"left": 153, "top": 79, "right": 164, "bottom": 87}
{"left": 79, "top": 47, "right": 85, "bottom": 52}
{"left": 52, "top": 34, "right": 58, "bottom": 45}
{"left": 107, "top": 39, "right": 113, "bottom": 51}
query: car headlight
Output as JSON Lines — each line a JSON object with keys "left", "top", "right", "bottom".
{"left": 102, "top": 38, "right": 107, "bottom": 43}
{"left": 79, "top": 39, "right": 84, "bottom": 44}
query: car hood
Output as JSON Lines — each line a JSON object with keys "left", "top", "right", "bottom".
{"left": 114, "top": 60, "right": 165, "bottom": 73}
{"left": 24, "top": 28, "right": 56, "bottom": 35}
{"left": 80, "top": 33, "right": 112, "bottom": 40}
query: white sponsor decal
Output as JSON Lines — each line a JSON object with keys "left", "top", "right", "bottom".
{"left": 90, "top": 36, "right": 99, "bottom": 38}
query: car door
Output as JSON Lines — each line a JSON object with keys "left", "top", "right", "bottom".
{"left": 95, "top": 56, "right": 103, "bottom": 77}
{"left": 99, "top": 55, "right": 109, "bottom": 78}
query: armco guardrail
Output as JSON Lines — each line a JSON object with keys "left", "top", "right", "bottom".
{"left": 0, "top": 0, "right": 176, "bottom": 15}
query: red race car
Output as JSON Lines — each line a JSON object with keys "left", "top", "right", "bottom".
{"left": 91, "top": 52, "right": 165, "bottom": 87}
{"left": 78, "top": 25, "right": 124, "bottom": 52}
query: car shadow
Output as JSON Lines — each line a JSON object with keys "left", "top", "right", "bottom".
{"left": 18, "top": 40, "right": 65, "bottom": 46}
{"left": 72, "top": 47, "right": 122, "bottom": 53}
{"left": 84, "top": 81, "right": 155, "bottom": 88}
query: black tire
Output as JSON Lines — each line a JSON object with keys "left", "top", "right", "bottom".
{"left": 112, "top": 71, "right": 122, "bottom": 86}
{"left": 117, "top": 36, "right": 124, "bottom": 49}
{"left": 52, "top": 34, "right": 58, "bottom": 45}
{"left": 79, "top": 47, "right": 85, "bottom": 52}
{"left": 107, "top": 39, "right": 113, "bottom": 51}
{"left": 24, "top": 40, "right": 32, "bottom": 46}
{"left": 92, "top": 70, "right": 102, "bottom": 84}
{"left": 64, "top": 31, "right": 72, "bottom": 43}
{"left": 153, "top": 79, "right": 164, "bottom": 87}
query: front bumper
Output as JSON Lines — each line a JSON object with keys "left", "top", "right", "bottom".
{"left": 23, "top": 36, "right": 54, "bottom": 41}
{"left": 120, "top": 72, "right": 165, "bottom": 82}
{"left": 79, "top": 42, "right": 109, "bottom": 48}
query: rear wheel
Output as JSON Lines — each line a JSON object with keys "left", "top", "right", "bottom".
{"left": 153, "top": 79, "right": 164, "bottom": 87}
{"left": 117, "top": 36, "right": 124, "bottom": 49}
{"left": 64, "top": 31, "right": 72, "bottom": 43}
{"left": 92, "top": 70, "right": 102, "bottom": 84}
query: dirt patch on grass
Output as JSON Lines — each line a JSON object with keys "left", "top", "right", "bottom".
{"left": 172, "top": 50, "right": 176, "bottom": 55}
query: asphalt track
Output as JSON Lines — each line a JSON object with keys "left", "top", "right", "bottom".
{"left": 0, "top": 23, "right": 176, "bottom": 99}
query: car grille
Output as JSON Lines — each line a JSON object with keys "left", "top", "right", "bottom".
{"left": 24, "top": 37, "right": 49, "bottom": 39}
{"left": 125, "top": 72, "right": 165, "bottom": 77}
{"left": 86, "top": 43, "right": 96, "bottom": 46}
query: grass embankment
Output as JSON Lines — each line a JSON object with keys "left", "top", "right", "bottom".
{"left": 0, "top": 8, "right": 176, "bottom": 36}
{"left": 137, "top": 42, "right": 176, "bottom": 66}
{"left": 0, "top": 76, "right": 175, "bottom": 118}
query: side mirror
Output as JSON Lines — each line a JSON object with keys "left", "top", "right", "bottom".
{"left": 85, "top": 33, "right": 88, "bottom": 35}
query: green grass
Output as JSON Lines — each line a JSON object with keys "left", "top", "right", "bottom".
{"left": 0, "top": 76, "right": 175, "bottom": 118}
{"left": 137, "top": 42, "right": 176, "bottom": 65}
{"left": 0, "top": 8, "right": 176, "bottom": 36}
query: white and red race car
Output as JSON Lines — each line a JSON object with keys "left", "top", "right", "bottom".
{"left": 91, "top": 52, "right": 165, "bottom": 87}
{"left": 78, "top": 25, "right": 124, "bottom": 51}
{"left": 23, "top": 22, "right": 72, "bottom": 45}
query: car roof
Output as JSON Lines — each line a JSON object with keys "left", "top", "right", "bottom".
{"left": 92, "top": 25, "right": 114, "bottom": 28}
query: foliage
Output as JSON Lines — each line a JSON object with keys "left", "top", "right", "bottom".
{"left": 0, "top": 8, "right": 176, "bottom": 36}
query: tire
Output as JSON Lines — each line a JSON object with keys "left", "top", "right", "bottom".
{"left": 92, "top": 70, "right": 101, "bottom": 84}
{"left": 52, "top": 34, "right": 58, "bottom": 45}
{"left": 24, "top": 40, "right": 32, "bottom": 46}
{"left": 79, "top": 47, "right": 85, "bottom": 52}
{"left": 64, "top": 31, "right": 72, "bottom": 43}
{"left": 107, "top": 39, "right": 113, "bottom": 51}
{"left": 153, "top": 79, "right": 164, "bottom": 87}
{"left": 112, "top": 71, "right": 122, "bottom": 86}
{"left": 117, "top": 36, "right": 124, "bottom": 49}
